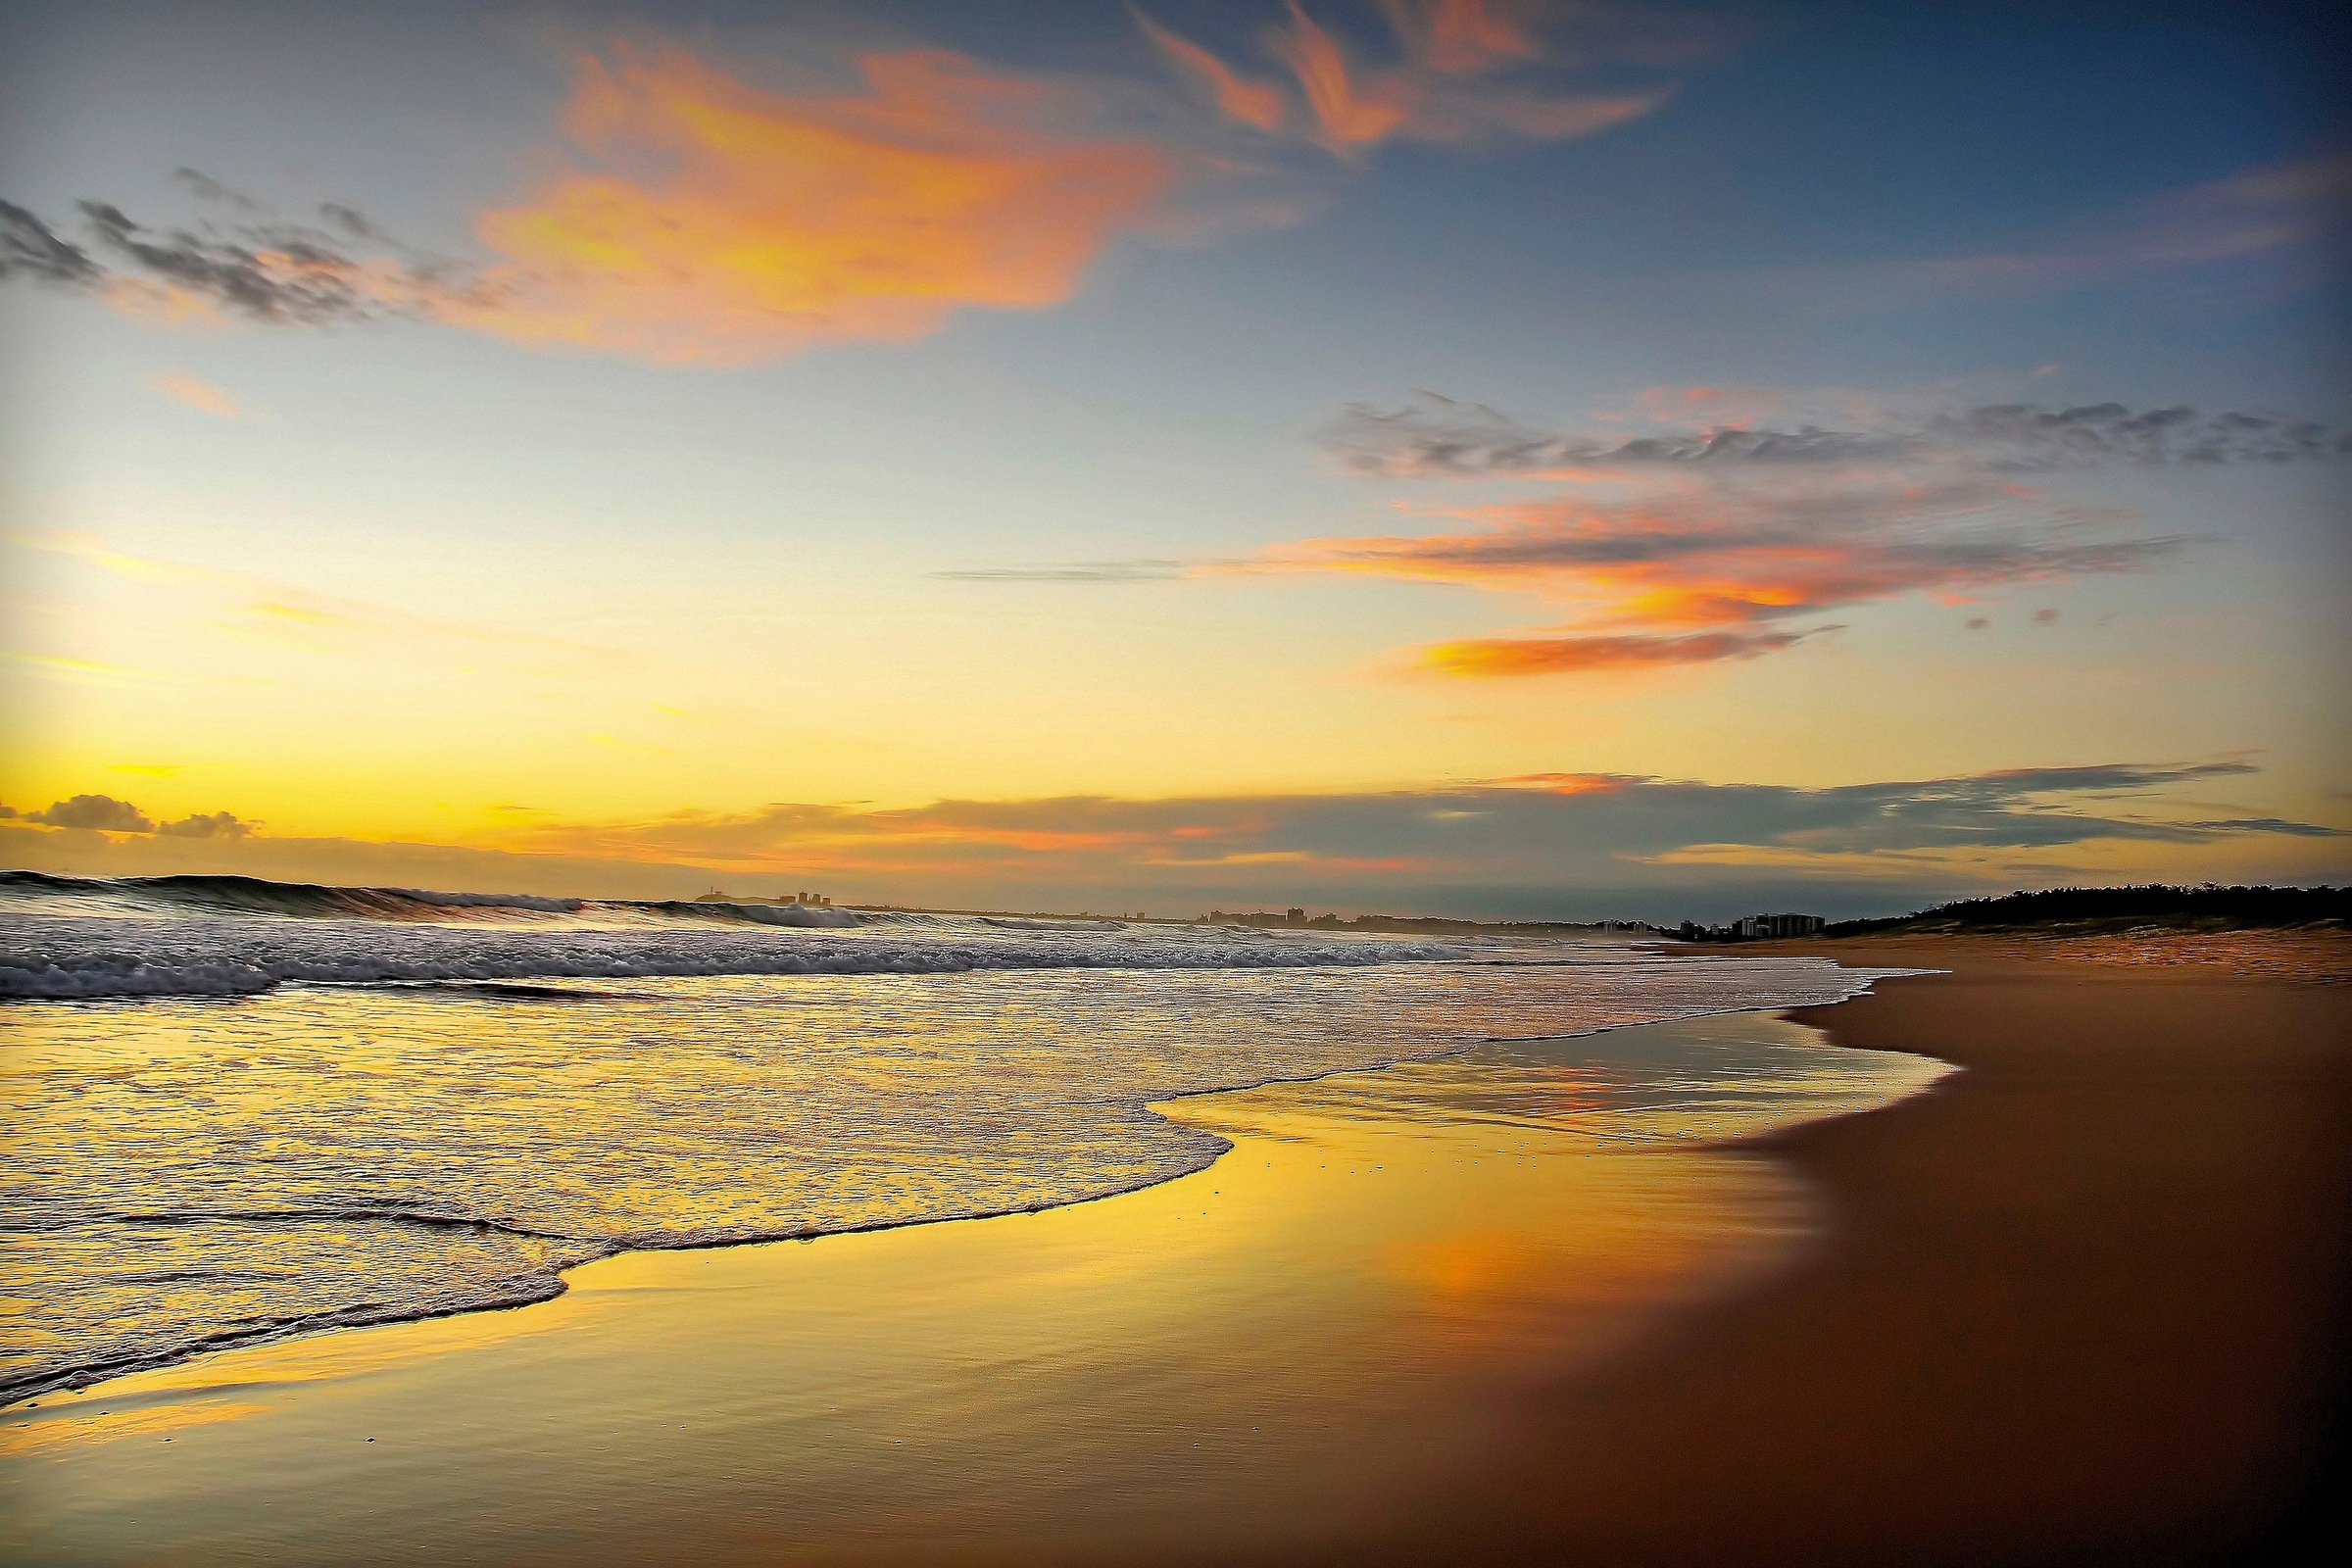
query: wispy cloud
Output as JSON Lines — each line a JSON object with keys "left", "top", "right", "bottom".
{"left": 1325, "top": 390, "right": 2351, "bottom": 477}
{"left": 1136, "top": 11, "right": 1288, "bottom": 131}
{"left": 1252, "top": 468, "right": 2180, "bottom": 672}
{"left": 145, "top": 369, "right": 239, "bottom": 417}
{"left": 1, "top": 200, "right": 105, "bottom": 286}
{"left": 1763, "top": 151, "right": 2352, "bottom": 312}
{"left": 4, "top": 7, "right": 1681, "bottom": 365}
{"left": 1239, "top": 383, "right": 2348, "bottom": 676}
{"left": 1143, "top": 0, "right": 1673, "bottom": 154}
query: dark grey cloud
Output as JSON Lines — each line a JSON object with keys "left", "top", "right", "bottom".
{"left": 158, "top": 810, "right": 253, "bottom": 840}
{"left": 172, "top": 168, "right": 264, "bottom": 211}
{"left": 26, "top": 794, "right": 156, "bottom": 832}
{"left": 0, "top": 201, "right": 103, "bottom": 286}
{"left": 11, "top": 761, "right": 2334, "bottom": 922}
{"left": 8, "top": 795, "right": 255, "bottom": 837}
{"left": 0, "top": 188, "right": 481, "bottom": 326}
{"left": 2181, "top": 816, "right": 2348, "bottom": 838}
{"left": 530, "top": 758, "right": 2332, "bottom": 874}
{"left": 1326, "top": 393, "right": 2350, "bottom": 478}
{"left": 317, "top": 202, "right": 388, "bottom": 242}
{"left": 77, "top": 200, "right": 382, "bottom": 324}
{"left": 1942, "top": 402, "right": 2349, "bottom": 468}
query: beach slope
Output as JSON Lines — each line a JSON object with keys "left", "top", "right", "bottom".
{"left": 1385, "top": 937, "right": 2351, "bottom": 1567}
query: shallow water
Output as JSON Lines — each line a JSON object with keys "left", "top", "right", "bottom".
{"left": 0, "top": 1010, "right": 1948, "bottom": 1566}
{"left": 2, "top": 902, "right": 1890, "bottom": 1402}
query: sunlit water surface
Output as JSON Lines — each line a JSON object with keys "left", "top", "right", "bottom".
{"left": 2, "top": 924, "right": 1901, "bottom": 1403}
{"left": 2, "top": 1009, "right": 1947, "bottom": 1566}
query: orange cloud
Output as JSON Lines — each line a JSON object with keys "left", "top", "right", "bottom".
{"left": 1251, "top": 467, "right": 2179, "bottom": 677}
{"left": 444, "top": 44, "right": 1181, "bottom": 366}
{"left": 1388, "top": 0, "right": 1540, "bottom": 74}
{"left": 1425, "top": 627, "right": 1820, "bottom": 676}
{"left": 1136, "top": 13, "right": 1289, "bottom": 130}
{"left": 145, "top": 370, "right": 239, "bottom": 417}
{"left": 1271, "top": 2, "right": 1416, "bottom": 150}
{"left": 22, "top": 11, "right": 1679, "bottom": 366}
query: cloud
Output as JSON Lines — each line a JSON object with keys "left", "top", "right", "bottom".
{"left": 0, "top": 200, "right": 104, "bottom": 286}
{"left": 156, "top": 810, "right": 252, "bottom": 839}
{"left": 940, "top": 384, "right": 2241, "bottom": 665}
{"left": 474, "top": 758, "right": 2349, "bottom": 917}
{"left": 172, "top": 168, "right": 265, "bottom": 211}
{"left": 1387, "top": 0, "right": 1541, "bottom": 74}
{"left": 1423, "top": 626, "right": 1824, "bottom": 674}
{"left": 510, "top": 760, "right": 2306, "bottom": 874}
{"left": 434, "top": 44, "right": 1183, "bottom": 367}
{"left": 1272, "top": 1, "right": 1417, "bottom": 150}
{"left": 146, "top": 370, "right": 239, "bottom": 417}
{"left": 1767, "top": 151, "right": 2352, "bottom": 311}
{"left": 1249, "top": 380, "right": 2339, "bottom": 677}
{"left": 2182, "top": 816, "right": 2347, "bottom": 838}
{"left": 8, "top": 7, "right": 1682, "bottom": 365}
{"left": 1149, "top": 0, "right": 1669, "bottom": 154}
{"left": 1324, "top": 391, "right": 2349, "bottom": 478}
{"left": 11, "top": 760, "right": 2338, "bottom": 920}
{"left": 1136, "top": 12, "right": 1288, "bottom": 131}
{"left": 1251, "top": 473, "right": 2180, "bottom": 663}
{"left": 24, "top": 794, "right": 156, "bottom": 832}
{"left": 74, "top": 199, "right": 441, "bottom": 326}
{"left": 7, "top": 793, "right": 254, "bottom": 837}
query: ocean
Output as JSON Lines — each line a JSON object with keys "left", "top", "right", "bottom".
{"left": 0, "top": 871, "right": 1924, "bottom": 1407}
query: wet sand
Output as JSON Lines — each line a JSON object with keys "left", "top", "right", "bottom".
{"left": 1, "top": 1009, "right": 1933, "bottom": 1566}
{"left": 1366, "top": 935, "right": 2352, "bottom": 1567}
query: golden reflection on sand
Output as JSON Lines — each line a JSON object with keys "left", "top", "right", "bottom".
{"left": 1, "top": 1012, "right": 1938, "bottom": 1565}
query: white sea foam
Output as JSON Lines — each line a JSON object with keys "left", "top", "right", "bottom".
{"left": 0, "top": 872, "right": 1454, "bottom": 999}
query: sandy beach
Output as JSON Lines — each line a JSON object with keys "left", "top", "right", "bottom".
{"left": 5, "top": 936, "right": 2345, "bottom": 1565}
{"left": 1370, "top": 934, "right": 2352, "bottom": 1566}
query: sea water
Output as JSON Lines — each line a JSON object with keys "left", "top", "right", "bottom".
{"left": 0, "top": 872, "right": 1909, "bottom": 1404}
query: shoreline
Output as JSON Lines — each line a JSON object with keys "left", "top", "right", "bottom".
{"left": 1, "top": 958, "right": 1893, "bottom": 1410}
{"left": 2, "top": 1001, "right": 1933, "bottom": 1564}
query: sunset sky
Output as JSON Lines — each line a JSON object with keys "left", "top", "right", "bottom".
{"left": 2, "top": 0, "right": 2346, "bottom": 919}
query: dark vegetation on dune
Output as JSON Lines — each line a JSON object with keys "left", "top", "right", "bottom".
{"left": 1824, "top": 884, "right": 2350, "bottom": 937}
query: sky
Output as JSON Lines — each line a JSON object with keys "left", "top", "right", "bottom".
{"left": 1, "top": 0, "right": 2347, "bottom": 921}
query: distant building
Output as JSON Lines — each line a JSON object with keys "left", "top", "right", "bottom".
{"left": 1732, "top": 912, "right": 1826, "bottom": 940}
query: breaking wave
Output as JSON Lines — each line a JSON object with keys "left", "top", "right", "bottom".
{"left": 0, "top": 870, "right": 1451, "bottom": 1001}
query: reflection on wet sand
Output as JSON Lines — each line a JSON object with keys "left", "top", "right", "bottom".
{"left": 1, "top": 1011, "right": 1943, "bottom": 1566}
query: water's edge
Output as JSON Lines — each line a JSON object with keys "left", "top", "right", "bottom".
{"left": 3, "top": 976, "right": 1944, "bottom": 1411}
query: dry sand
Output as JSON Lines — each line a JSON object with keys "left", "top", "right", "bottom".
{"left": 1349, "top": 933, "right": 2352, "bottom": 1567}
